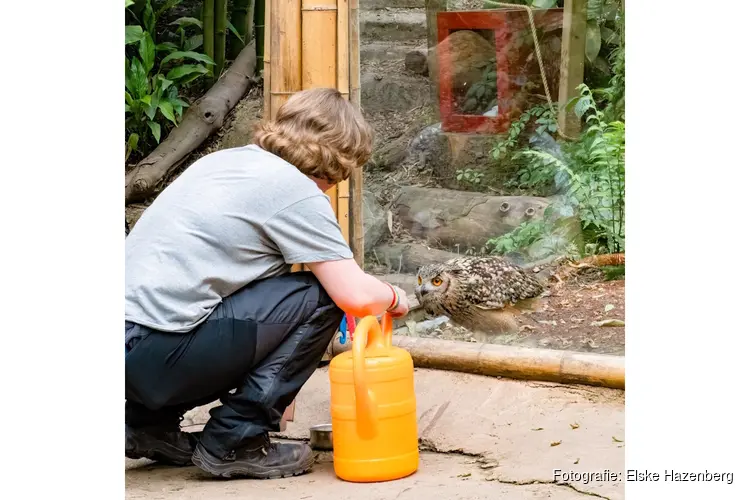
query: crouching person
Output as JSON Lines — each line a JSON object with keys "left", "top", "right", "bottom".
{"left": 124, "top": 88, "right": 410, "bottom": 479}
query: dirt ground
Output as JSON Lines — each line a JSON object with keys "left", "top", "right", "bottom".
{"left": 412, "top": 277, "right": 625, "bottom": 356}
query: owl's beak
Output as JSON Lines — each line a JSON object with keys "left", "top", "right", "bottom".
{"left": 414, "top": 286, "right": 423, "bottom": 302}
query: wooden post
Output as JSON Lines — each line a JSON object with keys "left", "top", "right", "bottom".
{"left": 268, "top": 0, "right": 303, "bottom": 428}
{"left": 556, "top": 0, "right": 587, "bottom": 137}
{"left": 425, "top": 0, "right": 447, "bottom": 118}
{"left": 263, "top": 0, "right": 271, "bottom": 120}
{"left": 267, "top": 0, "right": 360, "bottom": 425}
{"left": 349, "top": 0, "right": 364, "bottom": 267}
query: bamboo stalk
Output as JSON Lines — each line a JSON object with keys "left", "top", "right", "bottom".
{"left": 262, "top": 0, "right": 270, "bottom": 120}
{"left": 333, "top": 336, "right": 625, "bottom": 390}
{"left": 301, "top": 0, "right": 337, "bottom": 89}
{"left": 269, "top": 0, "right": 302, "bottom": 119}
{"left": 203, "top": 0, "right": 216, "bottom": 75}
{"left": 255, "top": 0, "right": 266, "bottom": 76}
{"left": 349, "top": 0, "right": 364, "bottom": 267}
{"left": 229, "top": 0, "right": 255, "bottom": 60}
{"left": 337, "top": 0, "right": 349, "bottom": 95}
{"left": 214, "top": 0, "right": 228, "bottom": 80}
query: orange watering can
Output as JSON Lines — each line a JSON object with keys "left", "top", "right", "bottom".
{"left": 328, "top": 314, "right": 419, "bottom": 482}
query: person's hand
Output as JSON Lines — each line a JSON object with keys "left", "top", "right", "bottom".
{"left": 387, "top": 285, "right": 410, "bottom": 318}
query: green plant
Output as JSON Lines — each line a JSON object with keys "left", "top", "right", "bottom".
{"left": 456, "top": 168, "right": 485, "bottom": 186}
{"left": 125, "top": 0, "right": 215, "bottom": 161}
{"left": 514, "top": 84, "right": 625, "bottom": 254}
{"left": 491, "top": 104, "right": 557, "bottom": 161}
{"left": 487, "top": 219, "right": 547, "bottom": 255}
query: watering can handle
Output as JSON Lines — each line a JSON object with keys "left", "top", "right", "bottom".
{"left": 352, "top": 314, "right": 393, "bottom": 439}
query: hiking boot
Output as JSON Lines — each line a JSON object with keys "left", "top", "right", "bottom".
{"left": 191, "top": 433, "right": 314, "bottom": 479}
{"left": 125, "top": 424, "right": 199, "bottom": 466}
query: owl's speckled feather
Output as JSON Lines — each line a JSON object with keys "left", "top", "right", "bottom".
{"left": 415, "top": 256, "right": 545, "bottom": 341}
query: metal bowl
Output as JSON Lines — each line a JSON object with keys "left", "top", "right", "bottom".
{"left": 309, "top": 423, "right": 333, "bottom": 450}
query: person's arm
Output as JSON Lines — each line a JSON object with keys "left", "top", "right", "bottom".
{"left": 306, "top": 259, "right": 409, "bottom": 318}
{"left": 262, "top": 194, "right": 409, "bottom": 318}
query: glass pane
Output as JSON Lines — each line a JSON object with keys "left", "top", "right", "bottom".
{"left": 361, "top": 0, "right": 625, "bottom": 356}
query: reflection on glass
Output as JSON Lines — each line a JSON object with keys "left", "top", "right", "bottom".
{"left": 361, "top": 1, "right": 625, "bottom": 355}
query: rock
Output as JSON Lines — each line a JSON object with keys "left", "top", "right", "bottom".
{"left": 372, "top": 243, "right": 459, "bottom": 274}
{"left": 407, "top": 123, "right": 497, "bottom": 186}
{"left": 405, "top": 49, "right": 428, "bottom": 76}
{"left": 427, "top": 30, "right": 496, "bottom": 94}
{"left": 363, "top": 191, "right": 388, "bottom": 253}
{"left": 393, "top": 186, "right": 551, "bottom": 249}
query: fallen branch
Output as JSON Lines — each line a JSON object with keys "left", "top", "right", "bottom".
{"left": 125, "top": 41, "right": 257, "bottom": 204}
{"left": 333, "top": 336, "right": 624, "bottom": 390}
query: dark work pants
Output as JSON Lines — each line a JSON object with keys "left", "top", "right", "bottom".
{"left": 125, "top": 272, "right": 342, "bottom": 458}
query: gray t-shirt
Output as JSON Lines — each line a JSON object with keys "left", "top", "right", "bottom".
{"left": 125, "top": 144, "right": 353, "bottom": 335}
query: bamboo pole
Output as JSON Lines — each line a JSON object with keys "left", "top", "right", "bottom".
{"left": 229, "top": 0, "right": 255, "bottom": 60}
{"left": 255, "top": 0, "right": 266, "bottom": 76}
{"left": 269, "top": 0, "right": 302, "bottom": 118}
{"left": 301, "top": 0, "right": 337, "bottom": 89}
{"left": 262, "top": 0, "right": 271, "bottom": 120}
{"left": 214, "top": 0, "right": 228, "bottom": 79}
{"left": 271, "top": 0, "right": 302, "bottom": 273}
{"left": 335, "top": 0, "right": 351, "bottom": 246}
{"left": 333, "top": 336, "right": 625, "bottom": 390}
{"left": 349, "top": 0, "right": 364, "bottom": 267}
{"left": 203, "top": 0, "right": 216, "bottom": 75}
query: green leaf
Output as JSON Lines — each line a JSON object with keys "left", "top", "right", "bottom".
{"left": 153, "top": 74, "right": 173, "bottom": 93}
{"left": 139, "top": 32, "right": 156, "bottom": 74}
{"left": 182, "top": 34, "right": 203, "bottom": 52}
{"left": 531, "top": 0, "right": 557, "bottom": 8}
{"left": 158, "top": 101, "right": 177, "bottom": 125}
{"left": 587, "top": 0, "right": 604, "bottom": 20}
{"left": 147, "top": 120, "right": 161, "bottom": 143}
{"left": 166, "top": 64, "right": 210, "bottom": 81}
{"left": 125, "top": 25, "right": 144, "bottom": 45}
{"left": 600, "top": 26, "right": 617, "bottom": 45}
{"left": 585, "top": 22, "right": 602, "bottom": 63}
{"left": 125, "top": 57, "right": 149, "bottom": 98}
{"left": 143, "top": 0, "right": 156, "bottom": 36}
{"left": 126, "top": 133, "right": 139, "bottom": 159}
{"left": 161, "top": 51, "right": 215, "bottom": 66}
{"left": 156, "top": 42, "right": 179, "bottom": 53}
{"left": 140, "top": 95, "right": 152, "bottom": 106}
{"left": 170, "top": 16, "right": 203, "bottom": 29}
{"left": 227, "top": 21, "right": 244, "bottom": 43}
{"left": 157, "top": 0, "right": 184, "bottom": 18}
{"left": 125, "top": 0, "right": 135, "bottom": 7}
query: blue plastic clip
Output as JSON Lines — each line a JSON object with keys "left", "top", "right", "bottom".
{"left": 337, "top": 315, "right": 348, "bottom": 344}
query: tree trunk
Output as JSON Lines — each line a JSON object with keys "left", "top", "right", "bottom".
{"left": 124, "top": 42, "right": 257, "bottom": 205}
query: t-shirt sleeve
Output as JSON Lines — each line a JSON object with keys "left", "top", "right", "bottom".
{"left": 263, "top": 194, "right": 354, "bottom": 264}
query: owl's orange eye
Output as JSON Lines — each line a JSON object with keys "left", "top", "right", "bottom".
{"left": 417, "top": 276, "right": 422, "bottom": 285}
{"left": 431, "top": 277, "right": 443, "bottom": 287}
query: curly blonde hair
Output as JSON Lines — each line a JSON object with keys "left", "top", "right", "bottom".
{"left": 254, "top": 88, "right": 374, "bottom": 184}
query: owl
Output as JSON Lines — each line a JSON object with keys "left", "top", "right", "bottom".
{"left": 415, "top": 256, "right": 545, "bottom": 343}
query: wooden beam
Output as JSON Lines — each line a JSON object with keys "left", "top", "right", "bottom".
{"left": 349, "top": 0, "right": 364, "bottom": 267}
{"left": 556, "top": 0, "right": 587, "bottom": 137}
{"left": 425, "top": 0, "right": 447, "bottom": 117}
